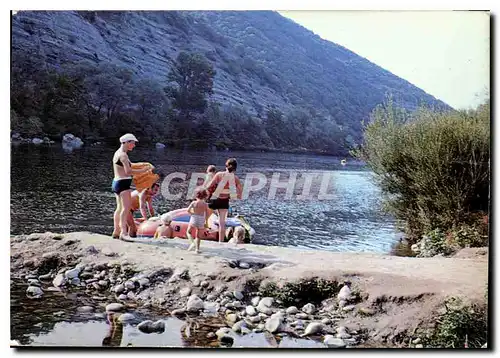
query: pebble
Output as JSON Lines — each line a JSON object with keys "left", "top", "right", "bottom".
{"left": 232, "top": 301, "right": 243, "bottom": 308}
{"left": 303, "top": 322, "right": 325, "bottom": 336}
{"left": 52, "top": 274, "right": 66, "bottom": 287}
{"left": 342, "top": 305, "right": 356, "bottom": 312}
{"left": 296, "top": 312, "right": 309, "bottom": 320}
{"left": 248, "top": 315, "right": 261, "bottom": 323}
{"left": 251, "top": 296, "right": 261, "bottom": 306}
{"left": 137, "top": 320, "right": 156, "bottom": 334}
{"left": 337, "top": 285, "right": 352, "bottom": 301}
{"left": 26, "top": 286, "right": 43, "bottom": 297}
{"left": 186, "top": 294, "right": 204, "bottom": 312}
{"left": 321, "top": 318, "right": 332, "bottom": 325}
{"left": 239, "top": 262, "right": 250, "bottom": 269}
{"left": 232, "top": 320, "right": 246, "bottom": 333}
{"left": 113, "top": 284, "right": 125, "bottom": 294}
{"left": 118, "top": 313, "right": 135, "bottom": 323}
{"left": 180, "top": 287, "right": 192, "bottom": 297}
{"left": 102, "top": 248, "right": 116, "bottom": 257}
{"left": 201, "top": 281, "right": 210, "bottom": 288}
{"left": 28, "top": 279, "right": 41, "bottom": 287}
{"left": 105, "top": 303, "right": 125, "bottom": 312}
{"left": 124, "top": 280, "right": 136, "bottom": 290}
{"left": 171, "top": 309, "right": 186, "bottom": 316}
{"left": 324, "top": 335, "right": 346, "bottom": 348}
{"left": 246, "top": 305, "right": 257, "bottom": 316}
{"left": 265, "top": 315, "right": 283, "bottom": 333}
{"left": 233, "top": 290, "right": 244, "bottom": 300}
{"left": 192, "top": 278, "right": 201, "bottom": 287}
{"left": 206, "top": 332, "right": 216, "bottom": 339}
{"left": 226, "top": 313, "right": 238, "bottom": 324}
{"left": 127, "top": 291, "right": 136, "bottom": 300}
{"left": 64, "top": 268, "right": 81, "bottom": 279}
{"left": 415, "top": 344, "right": 424, "bottom": 348}
{"left": 98, "top": 280, "right": 108, "bottom": 287}
{"left": 38, "top": 273, "right": 52, "bottom": 281}
{"left": 118, "top": 294, "right": 127, "bottom": 300}
{"left": 302, "top": 303, "right": 315, "bottom": 315}
{"left": 77, "top": 306, "right": 94, "bottom": 313}
{"left": 286, "top": 306, "right": 299, "bottom": 314}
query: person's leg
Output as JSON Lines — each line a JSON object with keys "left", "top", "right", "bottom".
{"left": 186, "top": 225, "right": 195, "bottom": 251}
{"left": 195, "top": 227, "right": 201, "bottom": 253}
{"left": 112, "top": 194, "right": 122, "bottom": 238}
{"left": 127, "top": 211, "right": 137, "bottom": 237}
{"left": 119, "top": 190, "right": 132, "bottom": 240}
{"left": 218, "top": 209, "right": 228, "bottom": 243}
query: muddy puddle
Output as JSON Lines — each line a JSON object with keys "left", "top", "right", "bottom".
{"left": 10, "top": 281, "right": 326, "bottom": 348}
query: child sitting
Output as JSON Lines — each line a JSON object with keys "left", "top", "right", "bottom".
{"left": 154, "top": 213, "right": 173, "bottom": 239}
{"left": 228, "top": 226, "right": 246, "bottom": 244}
{"left": 186, "top": 188, "right": 211, "bottom": 254}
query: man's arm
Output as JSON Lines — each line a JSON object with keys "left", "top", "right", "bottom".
{"left": 147, "top": 197, "right": 155, "bottom": 217}
{"left": 235, "top": 176, "right": 243, "bottom": 199}
{"left": 138, "top": 190, "right": 149, "bottom": 220}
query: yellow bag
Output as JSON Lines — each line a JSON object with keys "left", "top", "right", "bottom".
{"left": 131, "top": 162, "right": 159, "bottom": 192}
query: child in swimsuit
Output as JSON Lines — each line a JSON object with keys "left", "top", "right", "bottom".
{"left": 186, "top": 188, "right": 210, "bottom": 254}
{"left": 154, "top": 213, "right": 173, "bottom": 239}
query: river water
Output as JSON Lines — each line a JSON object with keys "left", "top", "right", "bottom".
{"left": 10, "top": 143, "right": 400, "bottom": 253}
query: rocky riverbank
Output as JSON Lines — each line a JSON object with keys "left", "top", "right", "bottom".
{"left": 10, "top": 232, "right": 489, "bottom": 348}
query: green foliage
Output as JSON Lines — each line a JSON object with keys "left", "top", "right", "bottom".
{"left": 423, "top": 297, "right": 487, "bottom": 348}
{"left": 167, "top": 51, "right": 216, "bottom": 115}
{"left": 354, "top": 97, "right": 490, "bottom": 241}
{"left": 11, "top": 111, "right": 44, "bottom": 137}
{"left": 259, "top": 278, "right": 341, "bottom": 306}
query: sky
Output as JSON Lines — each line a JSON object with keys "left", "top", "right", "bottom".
{"left": 279, "top": 10, "right": 490, "bottom": 110}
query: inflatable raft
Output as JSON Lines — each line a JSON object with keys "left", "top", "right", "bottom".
{"left": 136, "top": 208, "right": 255, "bottom": 243}
{"left": 131, "top": 162, "right": 159, "bottom": 191}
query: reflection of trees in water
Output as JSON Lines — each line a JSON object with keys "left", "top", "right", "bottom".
{"left": 179, "top": 316, "right": 227, "bottom": 348}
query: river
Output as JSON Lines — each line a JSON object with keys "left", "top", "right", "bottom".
{"left": 10, "top": 143, "right": 400, "bottom": 253}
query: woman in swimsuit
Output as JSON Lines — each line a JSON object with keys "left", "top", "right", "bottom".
{"left": 111, "top": 133, "right": 151, "bottom": 240}
{"left": 205, "top": 158, "right": 243, "bottom": 243}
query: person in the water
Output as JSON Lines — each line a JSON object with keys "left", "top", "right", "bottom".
{"left": 111, "top": 133, "right": 151, "bottom": 241}
{"left": 127, "top": 182, "right": 160, "bottom": 237}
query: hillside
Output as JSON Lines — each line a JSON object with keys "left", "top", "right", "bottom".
{"left": 11, "top": 11, "right": 451, "bottom": 154}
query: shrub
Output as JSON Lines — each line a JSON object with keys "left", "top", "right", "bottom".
{"left": 354, "top": 97, "right": 490, "bottom": 242}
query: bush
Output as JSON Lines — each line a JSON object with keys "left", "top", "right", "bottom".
{"left": 423, "top": 297, "right": 487, "bottom": 348}
{"left": 354, "top": 97, "right": 490, "bottom": 242}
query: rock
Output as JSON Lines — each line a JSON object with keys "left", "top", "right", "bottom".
{"left": 52, "top": 274, "right": 66, "bottom": 287}
{"left": 303, "top": 322, "right": 325, "bottom": 336}
{"left": 152, "top": 320, "right": 165, "bottom": 332}
{"left": 168, "top": 267, "right": 189, "bottom": 283}
{"left": 342, "top": 305, "right": 356, "bottom": 312}
{"left": 415, "top": 344, "right": 424, "bottom": 348}
{"left": 226, "top": 313, "right": 238, "bottom": 324}
{"left": 124, "top": 280, "right": 136, "bottom": 290}
{"left": 137, "top": 320, "right": 156, "bottom": 333}
{"left": 98, "top": 280, "right": 108, "bottom": 287}
{"left": 338, "top": 300, "right": 346, "bottom": 309}
{"left": 28, "top": 279, "right": 41, "bottom": 287}
{"left": 77, "top": 306, "right": 94, "bottom": 313}
{"left": 85, "top": 245, "right": 99, "bottom": 254}
{"left": 113, "top": 284, "right": 125, "bottom": 294}
{"left": 102, "top": 248, "right": 116, "bottom": 257}
{"left": 206, "top": 294, "right": 217, "bottom": 301}
{"left": 127, "top": 291, "right": 136, "bottom": 300}
{"left": 201, "top": 281, "right": 210, "bottom": 288}
{"left": 245, "top": 305, "right": 257, "bottom": 316}
{"left": 38, "top": 273, "right": 52, "bottom": 281}
{"left": 203, "top": 302, "right": 219, "bottom": 313}
{"left": 215, "top": 327, "right": 232, "bottom": 339}
{"left": 206, "top": 332, "right": 216, "bottom": 339}
{"left": 251, "top": 296, "right": 261, "bottom": 306}
{"left": 105, "top": 303, "right": 125, "bottom": 312}
{"left": 239, "top": 262, "right": 250, "bottom": 269}
{"left": 286, "top": 306, "right": 299, "bottom": 314}
{"left": 302, "top": 303, "right": 315, "bottom": 315}
{"left": 155, "top": 142, "right": 166, "bottom": 149}
{"left": 171, "top": 308, "right": 186, "bottom": 316}
{"left": 359, "top": 307, "right": 376, "bottom": 316}
{"left": 296, "top": 312, "right": 309, "bottom": 320}
{"left": 180, "top": 287, "right": 192, "bottom": 297}
{"left": 192, "top": 278, "right": 201, "bottom": 287}
{"left": 232, "top": 320, "right": 246, "bottom": 333}
{"left": 248, "top": 315, "right": 261, "bottom": 323}
{"left": 233, "top": 290, "right": 244, "bottom": 300}
{"left": 138, "top": 278, "right": 150, "bottom": 288}
{"left": 337, "top": 332, "right": 351, "bottom": 339}
{"left": 53, "top": 311, "right": 65, "bottom": 317}
{"left": 220, "top": 298, "right": 230, "bottom": 306}
{"left": 257, "top": 297, "right": 274, "bottom": 314}
{"left": 70, "top": 278, "right": 81, "bottom": 286}
{"left": 481, "top": 343, "right": 487, "bottom": 349}
{"left": 186, "top": 294, "right": 204, "bottom": 312}
{"left": 32, "top": 138, "right": 43, "bottom": 145}
{"left": 265, "top": 315, "right": 283, "bottom": 333}
{"left": 324, "top": 335, "right": 346, "bottom": 348}
{"left": 412, "top": 338, "right": 421, "bottom": 344}
{"left": 321, "top": 318, "right": 332, "bottom": 325}
{"left": 337, "top": 285, "right": 352, "bottom": 302}
{"left": 26, "top": 286, "right": 43, "bottom": 297}
{"left": 118, "top": 294, "right": 128, "bottom": 300}
{"left": 117, "top": 313, "right": 135, "bottom": 323}
{"left": 232, "top": 301, "right": 243, "bottom": 309}
{"left": 64, "top": 267, "right": 81, "bottom": 279}
{"left": 80, "top": 272, "right": 93, "bottom": 280}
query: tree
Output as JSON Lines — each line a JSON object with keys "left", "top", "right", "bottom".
{"left": 166, "top": 52, "right": 216, "bottom": 118}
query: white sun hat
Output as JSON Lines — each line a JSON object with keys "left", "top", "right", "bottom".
{"left": 120, "top": 133, "right": 139, "bottom": 143}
